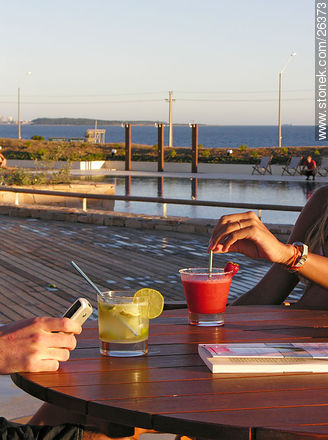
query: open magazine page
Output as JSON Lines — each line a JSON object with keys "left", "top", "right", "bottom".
{"left": 200, "top": 343, "right": 328, "bottom": 359}
{"left": 198, "top": 343, "right": 328, "bottom": 373}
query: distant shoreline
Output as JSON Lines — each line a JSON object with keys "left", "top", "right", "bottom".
{"left": 0, "top": 124, "right": 326, "bottom": 149}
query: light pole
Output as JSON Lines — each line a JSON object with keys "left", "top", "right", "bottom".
{"left": 18, "top": 71, "right": 31, "bottom": 139}
{"left": 165, "top": 91, "right": 175, "bottom": 147}
{"left": 278, "top": 53, "right": 296, "bottom": 147}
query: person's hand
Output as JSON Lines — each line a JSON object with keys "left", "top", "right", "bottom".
{"left": 208, "top": 211, "right": 294, "bottom": 264}
{"left": 0, "top": 317, "right": 82, "bottom": 374}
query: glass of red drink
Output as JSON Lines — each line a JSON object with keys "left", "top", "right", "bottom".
{"left": 179, "top": 268, "right": 233, "bottom": 326}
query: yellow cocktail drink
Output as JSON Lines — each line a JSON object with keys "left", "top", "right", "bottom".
{"left": 97, "top": 291, "right": 149, "bottom": 357}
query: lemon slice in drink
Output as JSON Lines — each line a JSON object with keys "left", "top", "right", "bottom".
{"left": 134, "top": 288, "right": 164, "bottom": 319}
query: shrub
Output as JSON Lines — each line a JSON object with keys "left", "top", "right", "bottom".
{"left": 239, "top": 144, "right": 248, "bottom": 151}
{"left": 37, "top": 148, "right": 48, "bottom": 158}
{"left": 201, "top": 149, "right": 211, "bottom": 159}
{"left": 5, "top": 150, "right": 35, "bottom": 160}
{"left": 0, "top": 168, "right": 71, "bottom": 186}
{"left": 31, "top": 135, "right": 45, "bottom": 141}
{"left": 168, "top": 149, "right": 177, "bottom": 159}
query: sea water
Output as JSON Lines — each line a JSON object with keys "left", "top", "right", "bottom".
{"left": 0, "top": 124, "right": 327, "bottom": 148}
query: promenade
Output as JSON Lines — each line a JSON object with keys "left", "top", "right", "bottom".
{"left": 70, "top": 167, "right": 328, "bottom": 182}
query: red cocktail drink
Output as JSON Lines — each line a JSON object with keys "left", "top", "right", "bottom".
{"left": 179, "top": 268, "right": 233, "bottom": 326}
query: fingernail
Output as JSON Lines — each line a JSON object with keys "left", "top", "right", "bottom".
{"left": 214, "top": 244, "right": 224, "bottom": 253}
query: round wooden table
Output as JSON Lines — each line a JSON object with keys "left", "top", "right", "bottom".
{"left": 11, "top": 306, "right": 328, "bottom": 439}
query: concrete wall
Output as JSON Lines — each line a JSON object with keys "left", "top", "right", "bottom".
{"left": 7, "top": 159, "right": 285, "bottom": 175}
{"left": 0, "top": 202, "right": 293, "bottom": 242}
{"left": 100, "top": 161, "right": 272, "bottom": 174}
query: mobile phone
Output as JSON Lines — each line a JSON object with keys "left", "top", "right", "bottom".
{"left": 62, "top": 298, "right": 93, "bottom": 325}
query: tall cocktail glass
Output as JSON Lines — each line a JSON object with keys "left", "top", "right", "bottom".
{"left": 97, "top": 290, "right": 149, "bottom": 357}
{"left": 179, "top": 268, "right": 233, "bottom": 326}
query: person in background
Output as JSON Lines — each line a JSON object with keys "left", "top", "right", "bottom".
{"left": 302, "top": 155, "right": 317, "bottom": 180}
{"left": 0, "top": 146, "right": 7, "bottom": 168}
{"left": 0, "top": 316, "right": 134, "bottom": 439}
{"left": 208, "top": 185, "right": 328, "bottom": 308}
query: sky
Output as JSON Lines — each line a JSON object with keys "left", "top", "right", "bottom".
{"left": 0, "top": 0, "right": 315, "bottom": 125}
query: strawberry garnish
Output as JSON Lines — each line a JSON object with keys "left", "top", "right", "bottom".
{"left": 224, "top": 261, "right": 239, "bottom": 276}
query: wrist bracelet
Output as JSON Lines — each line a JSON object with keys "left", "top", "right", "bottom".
{"left": 286, "top": 242, "right": 308, "bottom": 272}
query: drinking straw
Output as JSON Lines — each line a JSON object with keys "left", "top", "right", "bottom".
{"left": 71, "top": 261, "right": 139, "bottom": 336}
{"left": 71, "top": 261, "right": 105, "bottom": 299}
{"left": 209, "top": 250, "right": 213, "bottom": 278}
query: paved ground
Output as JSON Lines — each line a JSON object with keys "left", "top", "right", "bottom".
{"left": 70, "top": 168, "right": 328, "bottom": 183}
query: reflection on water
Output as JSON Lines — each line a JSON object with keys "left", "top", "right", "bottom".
{"left": 125, "top": 175, "right": 131, "bottom": 196}
{"left": 80, "top": 176, "right": 327, "bottom": 224}
{"left": 157, "top": 177, "right": 164, "bottom": 198}
{"left": 191, "top": 178, "right": 198, "bottom": 200}
{"left": 304, "top": 181, "right": 316, "bottom": 200}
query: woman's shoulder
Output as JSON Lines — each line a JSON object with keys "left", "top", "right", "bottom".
{"left": 312, "top": 185, "right": 328, "bottom": 201}
{"left": 297, "top": 185, "right": 328, "bottom": 226}
{"left": 304, "top": 185, "right": 328, "bottom": 218}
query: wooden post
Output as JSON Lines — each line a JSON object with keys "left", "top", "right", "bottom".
{"left": 157, "top": 124, "right": 164, "bottom": 172}
{"left": 191, "top": 124, "right": 199, "bottom": 173}
{"left": 125, "top": 124, "right": 131, "bottom": 171}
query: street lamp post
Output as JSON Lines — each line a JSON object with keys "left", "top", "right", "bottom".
{"left": 165, "top": 91, "right": 175, "bottom": 148}
{"left": 278, "top": 53, "right": 296, "bottom": 147}
{"left": 18, "top": 72, "right": 31, "bottom": 140}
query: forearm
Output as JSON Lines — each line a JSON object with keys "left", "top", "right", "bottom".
{"left": 296, "top": 252, "right": 328, "bottom": 289}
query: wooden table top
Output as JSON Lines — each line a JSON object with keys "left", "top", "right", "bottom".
{"left": 11, "top": 306, "right": 328, "bottom": 440}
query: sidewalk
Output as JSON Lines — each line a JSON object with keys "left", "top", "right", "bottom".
{"left": 70, "top": 167, "right": 328, "bottom": 183}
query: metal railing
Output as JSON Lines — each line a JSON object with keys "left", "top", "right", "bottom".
{"left": 0, "top": 186, "right": 304, "bottom": 218}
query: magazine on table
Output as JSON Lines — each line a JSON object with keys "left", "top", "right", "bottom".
{"left": 198, "top": 342, "right": 328, "bottom": 373}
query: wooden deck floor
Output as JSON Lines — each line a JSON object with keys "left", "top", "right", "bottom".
{"left": 0, "top": 215, "right": 302, "bottom": 323}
